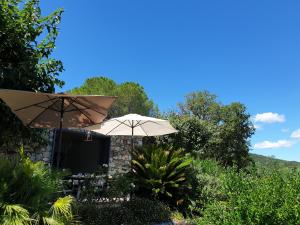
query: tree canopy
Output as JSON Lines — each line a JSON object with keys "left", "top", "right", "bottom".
{"left": 69, "top": 77, "right": 156, "bottom": 118}
{"left": 178, "top": 91, "right": 221, "bottom": 122}
{"left": 0, "top": 0, "right": 64, "bottom": 150}
{"left": 160, "top": 91, "right": 255, "bottom": 169}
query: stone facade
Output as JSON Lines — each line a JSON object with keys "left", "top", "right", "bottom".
{"left": 28, "top": 130, "right": 55, "bottom": 165}
{"left": 108, "top": 136, "right": 142, "bottom": 176}
{"left": 30, "top": 130, "right": 141, "bottom": 176}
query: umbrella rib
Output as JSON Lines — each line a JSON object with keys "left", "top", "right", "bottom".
{"left": 130, "top": 120, "right": 152, "bottom": 128}
{"left": 116, "top": 119, "right": 133, "bottom": 128}
{"left": 62, "top": 98, "right": 77, "bottom": 112}
{"left": 32, "top": 105, "right": 60, "bottom": 112}
{"left": 78, "top": 98, "right": 109, "bottom": 112}
{"left": 127, "top": 120, "right": 143, "bottom": 128}
{"left": 65, "top": 107, "right": 88, "bottom": 112}
{"left": 18, "top": 104, "right": 60, "bottom": 112}
{"left": 134, "top": 121, "right": 150, "bottom": 134}
{"left": 72, "top": 98, "right": 107, "bottom": 117}
{"left": 139, "top": 120, "right": 161, "bottom": 126}
{"left": 108, "top": 120, "right": 147, "bottom": 136}
{"left": 15, "top": 96, "right": 56, "bottom": 111}
{"left": 105, "top": 121, "right": 125, "bottom": 135}
{"left": 133, "top": 120, "right": 141, "bottom": 127}
{"left": 27, "top": 98, "right": 60, "bottom": 127}
{"left": 69, "top": 100, "right": 96, "bottom": 124}
{"left": 139, "top": 124, "right": 149, "bottom": 136}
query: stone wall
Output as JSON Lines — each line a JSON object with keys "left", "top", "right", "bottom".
{"left": 28, "top": 130, "right": 54, "bottom": 165}
{"left": 28, "top": 130, "right": 142, "bottom": 176}
{"left": 108, "top": 136, "right": 142, "bottom": 176}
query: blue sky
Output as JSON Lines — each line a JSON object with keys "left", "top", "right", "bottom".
{"left": 41, "top": 1, "right": 300, "bottom": 161}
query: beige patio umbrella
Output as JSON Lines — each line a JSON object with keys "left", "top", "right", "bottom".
{"left": 89, "top": 113, "right": 178, "bottom": 150}
{"left": 0, "top": 89, "right": 116, "bottom": 166}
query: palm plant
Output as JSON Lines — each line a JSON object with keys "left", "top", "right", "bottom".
{"left": 0, "top": 147, "right": 76, "bottom": 224}
{"left": 131, "top": 145, "right": 192, "bottom": 206}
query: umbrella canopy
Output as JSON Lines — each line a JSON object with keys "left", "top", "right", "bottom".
{"left": 89, "top": 113, "right": 178, "bottom": 137}
{"left": 90, "top": 113, "right": 177, "bottom": 151}
{"left": 0, "top": 89, "right": 116, "bottom": 128}
{"left": 0, "top": 89, "right": 117, "bottom": 166}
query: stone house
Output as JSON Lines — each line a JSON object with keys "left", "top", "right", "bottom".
{"left": 30, "top": 129, "right": 142, "bottom": 176}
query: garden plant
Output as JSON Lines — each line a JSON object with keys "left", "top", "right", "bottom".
{"left": 0, "top": 148, "right": 76, "bottom": 225}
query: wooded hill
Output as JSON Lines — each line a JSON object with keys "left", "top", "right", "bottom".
{"left": 251, "top": 153, "right": 300, "bottom": 168}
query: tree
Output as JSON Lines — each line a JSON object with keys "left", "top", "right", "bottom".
{"left": 161, "top": 91, "right": 255, "bottom": 169}
{"left": 158, "top": 113, "right": 215, "bottom": 157}
{"left": 178, "top": 91, "right": 221, "bottom": 123}
{"left": 0, "top": 0, "right": 64, "bottom": 150}
{"left": 211, "top": 103, "right": 255, "bottom": 168}
{"left": 70, "top": 76, "right": 156, "bottom": 117}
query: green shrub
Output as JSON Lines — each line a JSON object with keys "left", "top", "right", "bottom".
{"left": 196, "top": 166, "right": 300, "bottom": 225}
{"left": 78, "top": 197, "right": 171, "bottom": 225}
{"left": 0, "top": 148, "right": 76, "bottom": 224}
{"left": 77, "top": 203, "right": 121, "bottom": 225}
{"left": 185, "top": 159, "right": 226, "bottom": 217}
{"left": 106, "top": 173, "right": 133, "bottom": 197}
{"left": 131, "top": 145, "right": 193, "bottom": 207}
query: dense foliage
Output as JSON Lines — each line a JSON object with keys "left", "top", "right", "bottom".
{"left": 184, "top": 159, "right": 226, "bottom": 217}
{"left": 0, "top": 0, "right": 64, "bottom": 150}
{"left": 131, "top": 145, "right": 193, "bottom": 208}
{"left": 188, "top": 160, "right": 300, "bottom": 225}
{"left": 0, "top": 148, "right": 75, "bottom": 224}
{"left": 158, "top": 91, "right": 255, "bottom": 169}
{"left": 78, "top": 197, "right": 171, "bottom": 225}
{"left": 69, "top": 77, "right": 157, "bottom": 117}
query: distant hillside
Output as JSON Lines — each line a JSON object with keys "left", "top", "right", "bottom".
{"left": 250, "top": 153, "right": 300, "bottom": 168}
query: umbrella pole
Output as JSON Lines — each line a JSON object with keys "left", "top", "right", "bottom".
{"left": 56, "top": 97, "right": 64, "bottom": 168}
{"left": 130, "top": 125, "right": 134, "bottom": 200}
{"left": 131, "top": 126, "right": 134, "bottom": 151}
{"left": 131, "top": 121, "right": 134, "bottom": 151}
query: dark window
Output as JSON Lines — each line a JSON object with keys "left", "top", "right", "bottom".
{"left": 52, "top": 129, "right": 110, "bottom": 173}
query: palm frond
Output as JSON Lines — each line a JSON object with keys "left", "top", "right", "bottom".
{"left": 42, "top": 216, "right": 64, "bottom": 225}
{"left": 1, "top": 204, "right": 33, "bottom": 225}
{"left": 132, "top": 145, "right": 192, "bottom": 203}
{"left": 50, "top": 195, "right": 74, "bottom": 221}
{"left": 0, "top": 149, "right": 75, "bottom": 225}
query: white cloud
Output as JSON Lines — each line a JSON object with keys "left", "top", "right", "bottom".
{"left": 291, "top": 129, "right": 300, "bottom": 139}
{"left": 254, "top": 112, "right": 285, "bottom": 124}
{"left": 254, "top": 124, "right": 263, "bottom": 130}
{"left": 281, "top": 128, "right": 289, "bottom": 133}
{"left": 254, "top": 140, "right": 294, "bottom": 149}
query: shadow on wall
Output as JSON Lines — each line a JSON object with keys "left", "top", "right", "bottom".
{"left": 52, "top": 129, "right": 110, "bottom": 173}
